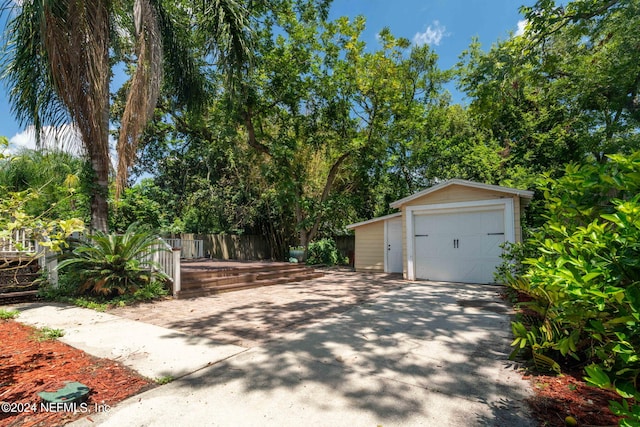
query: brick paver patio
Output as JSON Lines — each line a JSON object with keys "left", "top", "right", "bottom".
{"left": 111, "top": 270, "right": 406, "bottom": 347}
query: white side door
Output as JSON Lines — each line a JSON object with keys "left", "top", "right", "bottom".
{"left": 385, "top": 218, "right": 403, "bottom": 273}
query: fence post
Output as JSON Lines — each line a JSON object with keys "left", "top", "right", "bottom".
{"left": 35, "top": 242, "right": 58, "bottom": 288}
{"left": 46, "top": 251, "right": 59, "bottom": 288}
{"left": 172, "top": 248, "right": 181, "bottom": 297}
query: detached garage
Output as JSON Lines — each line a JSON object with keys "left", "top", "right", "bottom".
{"left": 347, "top": 179, "right": 534, "bottom": 284}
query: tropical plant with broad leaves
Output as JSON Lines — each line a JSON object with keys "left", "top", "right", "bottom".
{"left": 57, "top": 223, "right": 168, "bottom": 296}
{"left": 0, "top": 139, "right": 85, "bottom": 268}
{"left": 506, "top": 151, "right": 640, "bottom": 426}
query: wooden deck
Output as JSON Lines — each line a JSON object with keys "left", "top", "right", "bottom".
{"left": 0, "top": 255, "right": 326, "bottom": 302}
{"left": 177, "top": 259, "right": 324, "bottom": 299}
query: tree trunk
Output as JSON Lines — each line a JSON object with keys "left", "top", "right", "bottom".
{"left": 299, "top": 229, "right": 309, "bottom": 261}
{"left": 42, "top": 0, "right": 112, "bottom": 232}
{"left": 88, "top": 147, "right": 110, "bottom": 233}
{"left": 297, "top": 151, "right": 351, "bottom": 254}
{"left": 90, "top": 10, "right": 112, "bottom": 233}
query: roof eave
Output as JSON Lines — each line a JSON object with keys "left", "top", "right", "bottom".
{"left": 389, "top": 179, "right": 534, "bottom": 209}
{"left": 346, "top": 212, "right": 402, "bottom": 230}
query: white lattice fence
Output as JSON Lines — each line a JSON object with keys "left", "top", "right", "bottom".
{"left": 0, "top": 229, "right": 37, "bottom": 254}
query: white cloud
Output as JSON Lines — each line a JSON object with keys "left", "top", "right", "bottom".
{"left": 8, "top": 124, "right": 84, "bottom": 155}
{"left": 515, "top": 20, "right": 527, "bottom": 37}
{"left": 9, "top": 128, "right": 37, "bottom": 151}
{"left": 413, "top": 21, "right": 447, "bottom": 46}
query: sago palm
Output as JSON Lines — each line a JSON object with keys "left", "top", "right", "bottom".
{"left": 57, "top": 223, "right": 169, "bottom": 296}
{"left": 1, "top": 0, "right": 252, "bottom": 231}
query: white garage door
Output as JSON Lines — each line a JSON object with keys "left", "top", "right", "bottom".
{"left": 414, "top": 207, "right": 504, "bottom": 283}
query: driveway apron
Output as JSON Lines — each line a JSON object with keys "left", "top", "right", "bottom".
{"left": 70, "top": 280, "right": 533, "bottom": 427}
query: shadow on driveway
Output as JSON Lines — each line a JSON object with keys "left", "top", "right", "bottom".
{"left": 111, "top": 272, "right": 408, "bottom": 346}
{"left": 146, "top": 280, "right": 534, "bottom": 426}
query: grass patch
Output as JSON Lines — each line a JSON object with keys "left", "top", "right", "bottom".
{"left": 34, "top": 327, "right": 65, "bottom": 341}
{"left": 0, "top": 309, "right": 20, "bottom": 320}
{"left": 155, "top": 376, "right": 174, "bottom": 385}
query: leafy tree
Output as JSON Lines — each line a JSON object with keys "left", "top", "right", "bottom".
{"left": 458, "top": 0, "right": 640, "bottom": 190}
{"left": 457, "top": 36, "right": 582, "bottom": 186}
{"left": 237, "top": 9, "right": 448, "bottom": 250}
{"left": 109, "top": 178, "right": 174, "bottom": 232}
{"left": 115, "top": 1, "right": 509, "bottom": 258}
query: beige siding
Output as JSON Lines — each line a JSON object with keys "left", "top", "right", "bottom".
{"left": 514, "top": 196, "right": 522, "bottom": 243}
{"left": 353, "top": 221, "right": 385, "bottom": 272}
{"left": 404, "top": 184, "right": 508, "bottom": 207}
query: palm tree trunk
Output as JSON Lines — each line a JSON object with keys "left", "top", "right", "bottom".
{"left": 88, "top": 80, "right": 111, "bottom": 233}
{"left": 92, "top": 9, "right": 112, "bottom": 233}
{"left": 42, "top": 0, "right": 112, "bottom": 232}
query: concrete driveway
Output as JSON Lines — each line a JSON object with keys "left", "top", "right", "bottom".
{"left": 110, "top": 271, "right": 408, "bottom": 347}
{"left": 70, "top": 273, "right": 533, "bottom": 426}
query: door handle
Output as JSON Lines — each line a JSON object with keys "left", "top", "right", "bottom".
{"left": 453, "top": 239, "right": 459, "bottom": 248}
{"left": 388, "top": 244, "right": 391, "bottom": 251}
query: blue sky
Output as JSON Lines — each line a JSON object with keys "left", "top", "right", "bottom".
{"left": 329, "top": 0, "right": 530, "bottom": 70}
{"left": 1, "top": 0, "right": 532, "bottom": 151}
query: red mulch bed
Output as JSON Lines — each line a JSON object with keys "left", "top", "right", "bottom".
{"left": 506, "top": 290, "right": 627, "bottom": 426}
{"left": 525, "top": 370, "right": 624, "bottom": 426}
{"left": 0, "top": 320, "right": 154, "bottom": 427}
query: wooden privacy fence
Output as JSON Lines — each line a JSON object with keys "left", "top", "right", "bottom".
{"left": 335, "top": 236, "right": 355, "bottom": 264}
{"left": 177, "top": 233, "right": 271, "bottom": 260}
{"left": 169, "top": 233, "right": 355, "bottom": 262}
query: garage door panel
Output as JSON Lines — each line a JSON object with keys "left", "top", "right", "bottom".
{"left": 414, "top": 208, "right": 505, "bottom": 284}
{"left": 462, "top": 234, "right": 503, "bottom": 257}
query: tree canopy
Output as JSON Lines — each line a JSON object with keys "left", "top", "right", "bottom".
{"left": 2, "top": 0, "right": 639, "bottom": 249}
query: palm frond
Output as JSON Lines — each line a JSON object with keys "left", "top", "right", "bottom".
{"left": 115, "top": 0, "right": 163, "bottom": 199}
{"left": 42, "top": 0, "right": 111, "bottom": 163}
{"left": 1, "top": 0, "right": 70, "bottom": 141}
{"left": 57, "top": 223, "right": 168, "bottom": 296}
{"left": 199, "top": 0, "right": 254, "bottom": 94}
{"left": 153, "top": 0, "right": 210, "bottom": 111}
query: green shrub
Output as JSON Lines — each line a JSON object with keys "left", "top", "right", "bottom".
{"left": 38, "top": 271, "right": 82, "bottom": 299}
{"left": 306, "top": 238, "right": 344, "bottom": 266}
{"left": 57, "top": 223, "right": 169, "bottom": 297}
{"left": 39, "top": 276, "right": 169, "bottom": 311}
{"left": 506, "top": 152, "right": 640, "bottom": 424}
{"left": 494, "top": 240, "right": 536, "bottom": 284}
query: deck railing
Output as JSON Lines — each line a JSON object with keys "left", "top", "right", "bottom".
{"left": 146, "top": 238, "right": 182, "bottom": 296}
{"left": 0, "top": 229, "right": 37, "bottom": 254}
{"left": 164, "top": 238, "right": 204, "bottom": 259}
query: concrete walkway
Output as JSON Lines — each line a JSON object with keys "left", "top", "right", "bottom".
{"left": 11, "top": 276, "right": 534, "bottom": 426}
{"left": 11, "top": 303, "right": 247, "bottom": 380}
